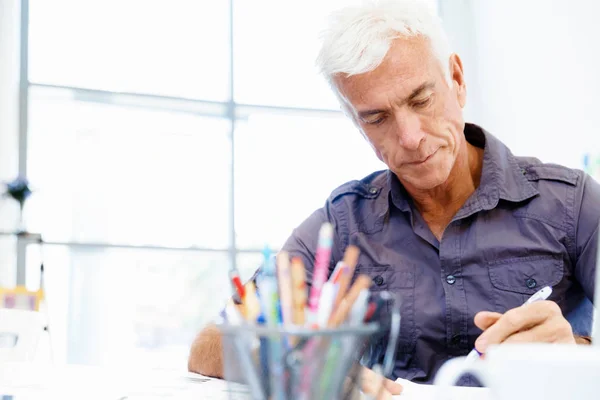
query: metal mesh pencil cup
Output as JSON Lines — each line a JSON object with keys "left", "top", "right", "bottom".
{"left": 218, "top": 292, "right": 401, "bottom": 400}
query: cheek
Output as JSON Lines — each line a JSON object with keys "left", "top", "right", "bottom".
{"left": 430, "top": 100, "right": 464, "bottom": 148}
{"left": 362, "top": 128, "right": 388, "bottom": 151}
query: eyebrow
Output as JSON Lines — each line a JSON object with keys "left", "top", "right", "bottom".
{"left": 357, "top": 81, "right": 436, "bottom": 119}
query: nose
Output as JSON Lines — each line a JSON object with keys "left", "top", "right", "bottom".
{"left": 393, "top": 112, "right": 424, "bottom": 150}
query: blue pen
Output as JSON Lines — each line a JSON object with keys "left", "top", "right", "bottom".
{"left": 256, "top": 313, "right": 271, "bottom": 397}
{"left": 257, "top": 246, "right": 285, "bottom": 399}
{"left": 466, "top": 285, "right": 553, "bottom": 362}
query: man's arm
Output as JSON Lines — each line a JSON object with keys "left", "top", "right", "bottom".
{"left": 188, "top": 324, "right": 224, "bottom": 377}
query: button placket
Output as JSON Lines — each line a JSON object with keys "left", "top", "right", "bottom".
{"left": 439, "top": 220, "right": 469, "bottom": 353}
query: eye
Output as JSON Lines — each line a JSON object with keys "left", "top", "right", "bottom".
{"left": 413, "top": 96, "right": 432, "bottom": 109}
{"left": 364, "top": 116, "right": 386, "bottom": 125}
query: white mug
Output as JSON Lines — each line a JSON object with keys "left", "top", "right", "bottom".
{"left": 434, "top": 343, "right": 600, "bottom": 400}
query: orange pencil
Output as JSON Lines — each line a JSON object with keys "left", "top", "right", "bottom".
{"left": 243, "top": 281, "right": 261, "bottom": 322}
{"left": 331, "top": 245, "right": 360, "bottom": 311}
{"left": 290, "top": 257, "right": 308, "bottom": 326}
{"left": 328, "top": 274, "right": 372, "bottom": 327}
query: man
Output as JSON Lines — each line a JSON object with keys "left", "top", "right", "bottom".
{"left": 189, "top": 0, "right": 597, "bottom": 396}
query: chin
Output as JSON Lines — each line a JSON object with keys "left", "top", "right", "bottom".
{"left": 397, "top": 167, "right": 452, "bottom": 190}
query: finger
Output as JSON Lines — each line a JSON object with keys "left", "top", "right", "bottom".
{"left": 383, "top": 378, "right": 403, "bottom": 395}
{"left": 360, "top": 367, "right": 381, "bottom": 395}
{"left": 360, "top": 367, "right": 403, "bottom": 397}
{"left": 376, "top": 387, "right": 393, "bottom": 400}
{"left": 475, "top": 301, "right": 560, "bottom": 353}
{"left": 503, "top": 316, "right": 575, "bottom": 345}
{"left": 474, "top": 311, "right": 503, "bottom": 330}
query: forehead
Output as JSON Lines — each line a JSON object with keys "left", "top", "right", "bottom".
{"left": 334, "top": 36, "right": 439, "bottom": 108}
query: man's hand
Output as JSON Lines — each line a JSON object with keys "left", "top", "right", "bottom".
{"left": 474, "top": 300, "right": 576, "bottom": 354}
{"left": 361, "top": 366, "right": 403, "bottom": 399}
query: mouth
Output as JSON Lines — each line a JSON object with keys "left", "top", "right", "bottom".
{"left": 406, "top": 149, "right": 438, "bottom": 165}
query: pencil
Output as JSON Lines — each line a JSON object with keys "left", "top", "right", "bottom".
{"left": 243, "top": 282, "right": 261, "bottom": 323}
{"left": 328, "top": 274, "right": 372, "bottom": 327}
{"left": 290, "top": 257, "right": 308, "bottom": 326}
{"left": 332, "top": 245, "right": 360, "bottom": 311}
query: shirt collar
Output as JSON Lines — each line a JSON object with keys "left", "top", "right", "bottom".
{"left": 387, "top": 123, "right": 539, "bottom": 215}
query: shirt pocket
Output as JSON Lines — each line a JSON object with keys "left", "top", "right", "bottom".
{"left": 487, "top": 255, "right": 564, "bottom": 313}
{"left": 354, "top": 263, "right": 416, "bottom": 355}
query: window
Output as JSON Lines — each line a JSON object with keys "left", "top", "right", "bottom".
{"left": 234, "top": 110, "right": 384, "bottom": 250}
{"left": 29, "top": 0, "right": 230, "bottom": 101}
{"left": 233, "top": 0, "right": 350, "bottom": 109}
{"left": 27, "top": 245, "right": 231, "bottom": 366}
{"left": 27, "top": 87, "right": 231, "bottom": 248}
{"left": 24, "top": 0, "right": 392, "bottom": 367}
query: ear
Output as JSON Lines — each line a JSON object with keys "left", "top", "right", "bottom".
{"left": 448, "top": 53, "right": 467, "bottom": 108}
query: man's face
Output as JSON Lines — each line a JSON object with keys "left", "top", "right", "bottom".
{"left": 334, "top": 36, "right": 467, "bottom": 190}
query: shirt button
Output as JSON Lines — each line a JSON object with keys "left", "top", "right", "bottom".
{"left": 446, "top": 275, "right": 456, "bottom": 285}
{"left": 526, "top": 278, "right": 537, "bottom": 289}
{"left": 369, "top": 187, "right": 378, "bottom": 194}
{"left": 373, "top": 275, "right": 384, "bottom": 286}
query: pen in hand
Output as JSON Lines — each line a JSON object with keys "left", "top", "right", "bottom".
{"left": 465, "top": 285, "right": 553, "bottom": 362}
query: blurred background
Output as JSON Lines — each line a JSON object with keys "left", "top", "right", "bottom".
{"left": 0, "top": 0, "right": 598, "bottom": 369}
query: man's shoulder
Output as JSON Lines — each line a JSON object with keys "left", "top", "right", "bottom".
{"left": 328, "top": 170, "right": 389, "bottom": 203}
{"left": 515, "top": 156, "right": 583, "bottom": 187}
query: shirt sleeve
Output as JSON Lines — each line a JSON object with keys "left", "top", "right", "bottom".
{"left": 574, "top": 174, "right": 600, "bottom": 303}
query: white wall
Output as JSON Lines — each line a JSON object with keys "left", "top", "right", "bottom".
{"left": 438, "top": 0, "right": 482, "bottom": 124}
{"left": 461, "top": 0, "right": 600, "bottom": 169}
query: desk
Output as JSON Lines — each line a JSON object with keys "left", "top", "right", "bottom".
{"left": 0, "top": 362, "right": 239, "bottom": 399}
{"left": 0, "top": 363, "right": 491, "bottom": 399}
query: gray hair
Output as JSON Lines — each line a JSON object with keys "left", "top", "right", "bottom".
{"left": 316, "top": 0, "right": 452, "bottom": 86}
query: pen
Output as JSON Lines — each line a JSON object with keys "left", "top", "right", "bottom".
{"left": 258, "top": 247, "right": 280, "bottom": 326}
{"left": 316, "top": 281, "right": 338, "bottom": 328}
{"left": 348, "top": 289, "right": 370, "bottom": 326}
{"left": 364, "top": 291, "right": 390, "bottom": 323}
{"left": 465, "top": 285, "right": 553, "bottom": 362}
{"left": 228, "top": 266, "right": 245, "bottom": 305}
{"left": 256, "top": 313, "right": 271, "bottom": 397}
{"left": 257, "top": 246, "right": 285, "bottom": 399}
{"left": 307, "top": 223, "right": 334, "bottom": 325}
{"left": 276, "top": 251, "right": 294, "bottom": 326}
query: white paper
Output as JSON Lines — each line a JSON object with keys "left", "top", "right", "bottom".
{"left": 392, "top": 378, "right": 491, "bottom": 400}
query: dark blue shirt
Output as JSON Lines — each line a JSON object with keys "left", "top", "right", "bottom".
{"left": 266, "top": 123, "right": 599, "bottom": 383}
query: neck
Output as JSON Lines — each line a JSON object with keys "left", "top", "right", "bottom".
{"left": 404, "top": 142, "right": 484, "bottom": 218}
